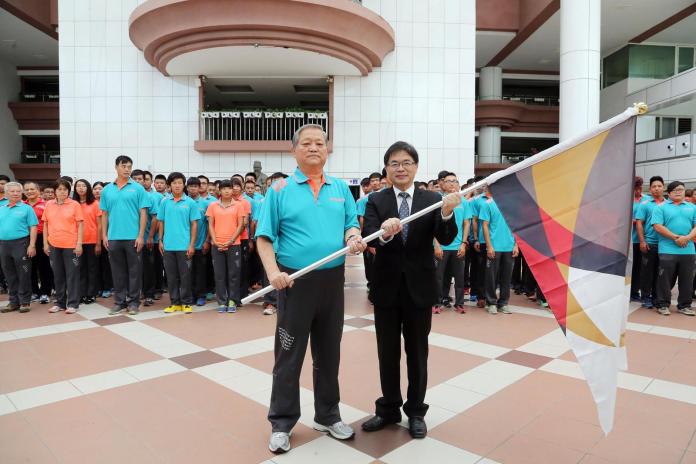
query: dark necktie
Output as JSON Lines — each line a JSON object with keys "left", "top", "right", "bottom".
{"left": 398, "top": 192, "right": 410, "bottom": 243}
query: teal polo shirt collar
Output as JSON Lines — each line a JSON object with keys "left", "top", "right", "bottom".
{"left": 292, "top": 168, "right": 333, "bottom": 186}
{"left": 115, "top": 178, "right": 136, "bottom": 189}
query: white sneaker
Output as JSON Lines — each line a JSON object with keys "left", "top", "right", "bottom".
{"left": 656, "top": 306, "right": 671, "bottom": 316}
{"left": 486, "top": 305, "right": 498, "bottom": 314}
{"left": 262, "top": 304, "right": 276, "bottom": 315}
{"left": 498, "top": 305, "right": 511, "bottom": 314}
{"left": 677, "top": 307, "right": 695, "bottom": 316}
{"left": 313, "top": 421, "right": 355, "bottom": 440}
{"left": 268, "top": 431, "right": 291, "bottom": 454}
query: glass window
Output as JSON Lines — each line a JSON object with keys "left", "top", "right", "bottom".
{"left": 628, "top": 45, "right": 675, "bottom": 80}
{"left": 661, "top": 117, "right": 676, "bottom": 138}
{"left": 602, "top": 46, "right": 629, "bottom": 88}
{"left": 678, "top": 47, "right": 694, "bottom": 74}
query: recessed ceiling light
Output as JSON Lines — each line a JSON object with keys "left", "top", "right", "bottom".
{"left": 539, "top": 58, "right": 551, "bottom": 64}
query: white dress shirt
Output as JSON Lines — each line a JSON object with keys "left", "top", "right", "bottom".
{"left": 393, "top": 184, "right": 415, "bottom": 214}
{"left": 379, "top": 184, "right": 452, "bottom": 243}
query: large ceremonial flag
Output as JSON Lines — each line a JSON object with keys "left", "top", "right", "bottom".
{"left": 486, "top": 105, "right": 644, "bottom": 434}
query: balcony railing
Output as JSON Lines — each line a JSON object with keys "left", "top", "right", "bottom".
{"left": 21, "top": 151, "right": 60, "bottom": 164}
{"left": 20, "top": 92, "right": 59, "bottom": 102}
{"left": 200, "top": 110, "right": 329, "bottom": 142}
{"left": 501, "top": 95, "right": 559, "bottom": 106}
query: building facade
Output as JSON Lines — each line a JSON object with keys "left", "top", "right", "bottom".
{"left": 1, "top": 0, "right": 695, "bottom": 188}
{"left": 55, "top": 0, "right": 476, "bottom": 185}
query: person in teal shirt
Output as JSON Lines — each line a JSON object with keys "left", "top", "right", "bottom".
{"left": 479, "top": 189, "right": 518, "bottom": 314}
{"left": 470, "top": 187, "right": 489, "bottom": 305}
{"left": 131, "top": 169, "right": 160, "bottom": 307}
{"left": 635, "top": 175, "right": 665, "bottom": 308}
{"left": 356, "top": 176, "right": 377, "bottom": 303}
{"left": 651, "top": 180, "right": 696, "bottom": 316}
{"left": 434, "top": 173, "right": 471, "bottom": 313}
{"left": 187, "top": 177, "right": 213, "bottom": 306}
{"left": 99, "top": 156, "right": 150, "bottom": 315}
{"left": 157, "top": 172, "right": 200, "bottom": 314}
{"left": 630, "top": 177, "right": 648, "bottom": 301}
{"left": 149, "top": 188, "right": 165, "bottom": 299}
{"left": 255, "top": 124, "right": 366, "bottom": 453}
{"left": 0, "top": 182, "right": 38, "bottom": 313}
{"left": 0, "top": 175, "right": 10, "bottom": 294}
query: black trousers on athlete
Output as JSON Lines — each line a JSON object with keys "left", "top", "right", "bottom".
{"left": 268, "top": 264, "right": 345, "bottom": 433}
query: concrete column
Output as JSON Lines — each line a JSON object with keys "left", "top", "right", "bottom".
{"left": 559, "top": 0, "right": 601, "bottom": 141}
{"left": 479, "top": 66, "right": 502, "bottom": 100}
{"left": 478, "top": 66, "right": 503, "bottom": 163}
{"left": 478, "top": 126, "right": 502, "bottom": 164}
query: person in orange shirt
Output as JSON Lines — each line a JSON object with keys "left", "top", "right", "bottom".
{"left": 73, "top": 179, "right": 102, "bottom": 304}
{"left": 206, "top": 179, "right": 245, "bottom": 313}
{"left": 24, "top": 181, "right": 53, "bottom": 304}
{"left": 42, "top": 179, "right": 84, "bottom": 314}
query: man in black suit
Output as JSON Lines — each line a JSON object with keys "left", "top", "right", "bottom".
{"left": 361, "top": 141, "right": 460, "bottom": 438}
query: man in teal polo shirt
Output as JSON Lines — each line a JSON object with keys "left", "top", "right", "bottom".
{"left": 0, "top": 182, "right": 38, "bottom": 313}
{"left": 100, "top": 155, "right": 149, "bottom": 315}
{"left": 356, "top": 175, "right": 378, "bottom": 303}
{"left": 479, "top": 188, "right": 519, "bottom": 314}
{"left": 635, "top": 175, "right": 665, "bottom": 308}
{"left": 186, "top": 176, "right": 212, "bottom": 306}
{"left": 157, "top": 172, "right": 200, "bottom": 314}
{"left": 0, "top": 175, "right": 9, "bottom": 293}
{"left": 147, "top": 184, "right": 165, "bottom": 299}
{"left": 435, "top": 173, "right": 471, "bottom": 314}
{"left": 630, "top": 176, "right": 647, "bottom": 301}
{"left": 651, "top": 180, "right": 696, "bottom": 316}
{"left": 132, "top": 169, "right": 159, "bottom": 307}
{"left": 256, "top": 124, "right": 366, "bottom": 454}
{"left": 243, "top": 179, "right": 263, "bottom": 292}
{"left": 470, "top": 186, "right": 489, "bottom": 307}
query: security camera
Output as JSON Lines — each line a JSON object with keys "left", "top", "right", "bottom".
{"left": 667, "top": 144, "right": 674, "bottom": 151}
{"left": 683, "top": 141, "right": 689, "bottom": 148}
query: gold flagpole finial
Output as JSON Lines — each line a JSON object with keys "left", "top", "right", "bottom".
{"left": 633, "top": 102, "right": 648, "bottom": 114}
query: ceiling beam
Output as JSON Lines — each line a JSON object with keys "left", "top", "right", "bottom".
{"left": 0, "top": 0, "right": 58, "bottom": 40}
{"left": 629, "top": 1, "right": 696, "bottom": 43}
{"left": 485, "top": 0, "right": 560, "bottom": 67}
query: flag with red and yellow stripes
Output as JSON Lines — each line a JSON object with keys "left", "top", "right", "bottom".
{"left": 486, "top": 106, "right": 642, "bottom": 434}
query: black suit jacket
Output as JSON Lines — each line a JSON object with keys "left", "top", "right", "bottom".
{"left": 362, "top": 187, "right": 458, "bottom": 309}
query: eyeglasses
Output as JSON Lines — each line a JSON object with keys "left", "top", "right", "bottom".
{"left": 387, "top": 160, "right": 416, "bottom": 169}
{"left": 443, "top": 179, "right": 459, "bottom": 184}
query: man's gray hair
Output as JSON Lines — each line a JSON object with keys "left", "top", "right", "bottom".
{"left": 291, "top": 124, "right": 328, "bottom": 148}
{"left": 4, "top": 182, "right": 23, "bottom": 191}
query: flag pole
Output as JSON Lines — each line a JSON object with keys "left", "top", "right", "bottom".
{"left": 242, "top": 104, "right": 647, "bottom": 305}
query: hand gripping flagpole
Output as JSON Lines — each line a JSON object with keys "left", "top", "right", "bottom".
{"left": 242, "top": 104, "right": 646, "bottom": 305}
{"left": 241, "top": 183, "right": 483, "bottom": 305}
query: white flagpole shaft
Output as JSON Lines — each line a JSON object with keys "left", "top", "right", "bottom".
{"left": 243, "top": 105, "right": 644, "bottom": 305}
{"left": 242, "top": 183, "right": 482, "bottom": 305}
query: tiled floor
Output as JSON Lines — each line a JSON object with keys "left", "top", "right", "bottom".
{"left": 1, "top": 255, "right": 696, "bottom": 463}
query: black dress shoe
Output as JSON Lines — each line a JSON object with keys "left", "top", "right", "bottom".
{"left": 408, "top": 416, "right": 427, "bottom": 438}
{"left": 361, "top": 415, "right": 401, "bottom": 432}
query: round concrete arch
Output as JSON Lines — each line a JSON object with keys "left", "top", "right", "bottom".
{"left": 128, "top": 0, "right": 395, "bottom": 76}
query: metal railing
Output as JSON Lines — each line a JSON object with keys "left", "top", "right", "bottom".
{"left": 21, "top": 151, "right": 60, "bottom": 164}
{"left": 502, "top": 153, "right": 533, "bottom": 164}
{"left": 200, "top": 110, "right": 329, "bottom": 141}
{"left": 20, "top": 92, "right": 59, "bottom": 102}
{"left": 501, "top": 95, "right": 559, "bottom": 106}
